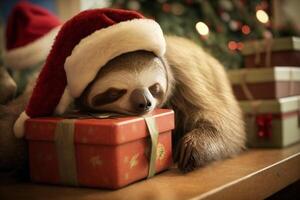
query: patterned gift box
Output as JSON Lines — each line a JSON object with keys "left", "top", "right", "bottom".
{"left": 240, "top": 96, "right": 300, "bottom": 148}
{"left": 242, "top": 37, "right": 300, "bottom": 68}
{"left": 25, "top": 109, "right": 174, "bottom": 189}
{"left": 228, "top": 67, "right": 300, "bottom": 100}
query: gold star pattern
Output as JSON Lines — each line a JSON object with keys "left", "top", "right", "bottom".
{"left": 90, "top": 155, "right": 103, "bottom": 167}
{"left": 129, "top": 153, "right": 139, "bottom": 169}
{"left": 156, "top": 143, "right": 165, "bottom": 161}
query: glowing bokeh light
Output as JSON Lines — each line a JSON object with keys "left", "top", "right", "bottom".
{"left": 256, "top": 10, "right": 269, "bottom": 23}
{"left": 196, "top": 22, "right": 209, "bottom": 36}
{"left": 241, "top": 25, "right": 250, "bottom": 34}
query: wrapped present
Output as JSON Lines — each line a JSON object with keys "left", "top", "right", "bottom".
{"left": 242, "top": 37, "right": 300, "bottom": 68}
{"left": 228, "top": 67, "right": 300, "bottom": 100}
{"left": 240, "top": 96, "right": 300, "bottom": 148}
{"left": 25, "top": 109, "right": 174, "bottom": 189}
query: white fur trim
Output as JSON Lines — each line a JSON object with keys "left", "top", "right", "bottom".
{"left": 13, "top": 111, "right": 30, "bottom": 138}
{"left": 65, "top": 19, "right": 166, "bottom": 98}
{"left": 3, "top": 26, "right": 61, "bottom": 70}
{"left": 54, "top": 87, "right": 73, "bottom": 115}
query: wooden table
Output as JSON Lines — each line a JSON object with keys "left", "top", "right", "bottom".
{"left": 1, "top": 143, "right": 300, "bottom": 200}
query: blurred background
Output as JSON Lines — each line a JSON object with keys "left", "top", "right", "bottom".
{"left": 0, "top": 0, "right": 300, "bottom": 69}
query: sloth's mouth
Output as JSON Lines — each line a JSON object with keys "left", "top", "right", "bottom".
{"left": 117, "top": 108, "right": 154, "bottom": 116}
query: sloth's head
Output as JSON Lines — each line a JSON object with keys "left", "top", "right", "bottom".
{"left": 77, "top": 50, "right": 172, "bottom": 115}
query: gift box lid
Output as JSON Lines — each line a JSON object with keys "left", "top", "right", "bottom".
{"left": 239, "top": 96, "right": 300, "bottom": 114}
{"left": 25, "top": 109, "right": 174, "bottom": 145}
{"left": 228, "top": 67, "right": 300, "bottom": 84}
{"left": 242, "top": 37, "right": 300, "bottom": 55}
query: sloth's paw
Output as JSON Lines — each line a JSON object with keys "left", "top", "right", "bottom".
{"left": 175, "top": 130, "right": 208, "bottom": 173}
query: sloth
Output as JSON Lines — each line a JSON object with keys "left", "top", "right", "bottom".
{"left": 0, "top": 36, "right": 245, "bottom": 175}
{"left": 75, "top": 36, "right": 246, "bottom": 172}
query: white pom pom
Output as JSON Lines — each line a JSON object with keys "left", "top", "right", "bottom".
{"left": 13, "top": 111, "right": 30, "bottom": 138}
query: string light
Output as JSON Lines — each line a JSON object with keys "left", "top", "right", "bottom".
{"left": 228, "top": 41, "right": 237, "bottom": 50}
{"left": 241, "top": 25, "right": 250, "bottom": 35}
{"left": 221, "top": 12, "right": 230, "bottom": 22}
{"left": 229, "top": 20, "right": 239, "bottom": 31}
{"left": 237, "top": 42, "right": 244, "bottom": 50}
{"left": 256, "top": 10, "right": 269, "bottom": 23}
{"left": 228, "top": 41, "right": 243, "bottom": 51}
{"left": 195, "top": 22, "right": 209, "bottom": 36}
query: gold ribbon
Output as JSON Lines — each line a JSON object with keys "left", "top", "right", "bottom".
{"left": 254, "top": 37, "right": 273, "bottom": 67}
{"left": 239, "top": 70, "right": 263, "bottom": 136}
{"left": 265, "top": 37, "right": 273, "bottom": 68}
{"left": 54, "top": 114, "right": 160, "bottom": 184}
{"left": 239, "top": 69, "right": 263, "bottom": 113}
{"left": 288, "top": 69, "right": 295, "bottom": 96}
{"left": 54, "top": 119, "right": 78, "bottom": 186}
{"left": 254, "top": 41, "right": 261, "bottom": 67}
{"left": 144, "top": 116, "right": 159, "bottom": 178}
{"left": 240, "top": 69, "right": 255, "bottom": 101}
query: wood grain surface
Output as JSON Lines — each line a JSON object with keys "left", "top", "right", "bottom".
{"left": 1, "top": 143, "right": 300, "bottom": 200}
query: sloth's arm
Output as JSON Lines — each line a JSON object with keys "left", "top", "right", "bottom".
{"left": 165, "top": 36, "right": 246, "bottom": 172}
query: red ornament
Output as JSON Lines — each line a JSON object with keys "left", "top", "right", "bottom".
{"left": 241, "top": 25, "right": 251, "bottom": 35}
{"left": 228, "top": 41, "right": 237, "bottom": 51}
{"left": 237, "top": 42, "right": 244, "bottom": 50}
{"left": 255, "top": 114, "right": 273, "bottom": 138}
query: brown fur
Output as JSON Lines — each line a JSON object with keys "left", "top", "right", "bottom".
{"left": 0, "top": 70, "right": 37, "bottom": 179}
{"left": 0, "top": 91, "right": 29, "bottom": 179}
{"left": 0, "top": 67, "right": 17, "bottom": 104}
{"left": 0, "top": 36, "right": 245, "bottom": 174}
{"left": 165, "top": 36, "right": 245, "bottom": 172}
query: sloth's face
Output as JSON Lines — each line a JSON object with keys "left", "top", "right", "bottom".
{"left": 78, "top": 51, "right": 168, "bottom": 115}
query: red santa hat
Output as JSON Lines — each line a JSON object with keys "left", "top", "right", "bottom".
{"left": 14, "top": 8, "right": 166, "bottom": 137}
{"left": 3, "top": 1, "right": 61, "bottom": 69}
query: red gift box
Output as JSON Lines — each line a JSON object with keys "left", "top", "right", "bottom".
{"left": 228, "top": 67, "right": 300, "bottom": 100}
{"left": 242, "top": 37, "right": 300, "bottom": 68}
{"left": 25, "top": 109, "right": 174, "bottom": 189}
{"left": 244, "top": 50, "right": 300, "bottom": 68}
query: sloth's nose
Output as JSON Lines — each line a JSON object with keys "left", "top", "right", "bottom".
{"left": 130, "top": 88, "right": 152, "bottom": 113}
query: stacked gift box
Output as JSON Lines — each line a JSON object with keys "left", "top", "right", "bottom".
{"left": 242, "top": 37, "right": 300, "bottom": 68}
{"left": 228, "top": 36, "right": 300, "bottom": 148}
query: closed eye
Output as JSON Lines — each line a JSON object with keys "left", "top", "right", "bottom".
{"left": 92, "top": 88, "right": 127, "bottom": 106}
{"left": 149, "top": 83, "right": 162, "bottom": 98}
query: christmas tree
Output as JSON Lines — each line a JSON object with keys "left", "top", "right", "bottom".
{"left": 110, "top": 0, "right": 299, "bottom": 69}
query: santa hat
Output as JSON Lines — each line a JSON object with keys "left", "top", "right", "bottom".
{"left": 14, "top": 8, "right": 166, "bottom": 137}
{"left": 3, "top": 2, "right": 61, "bottom": 69}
